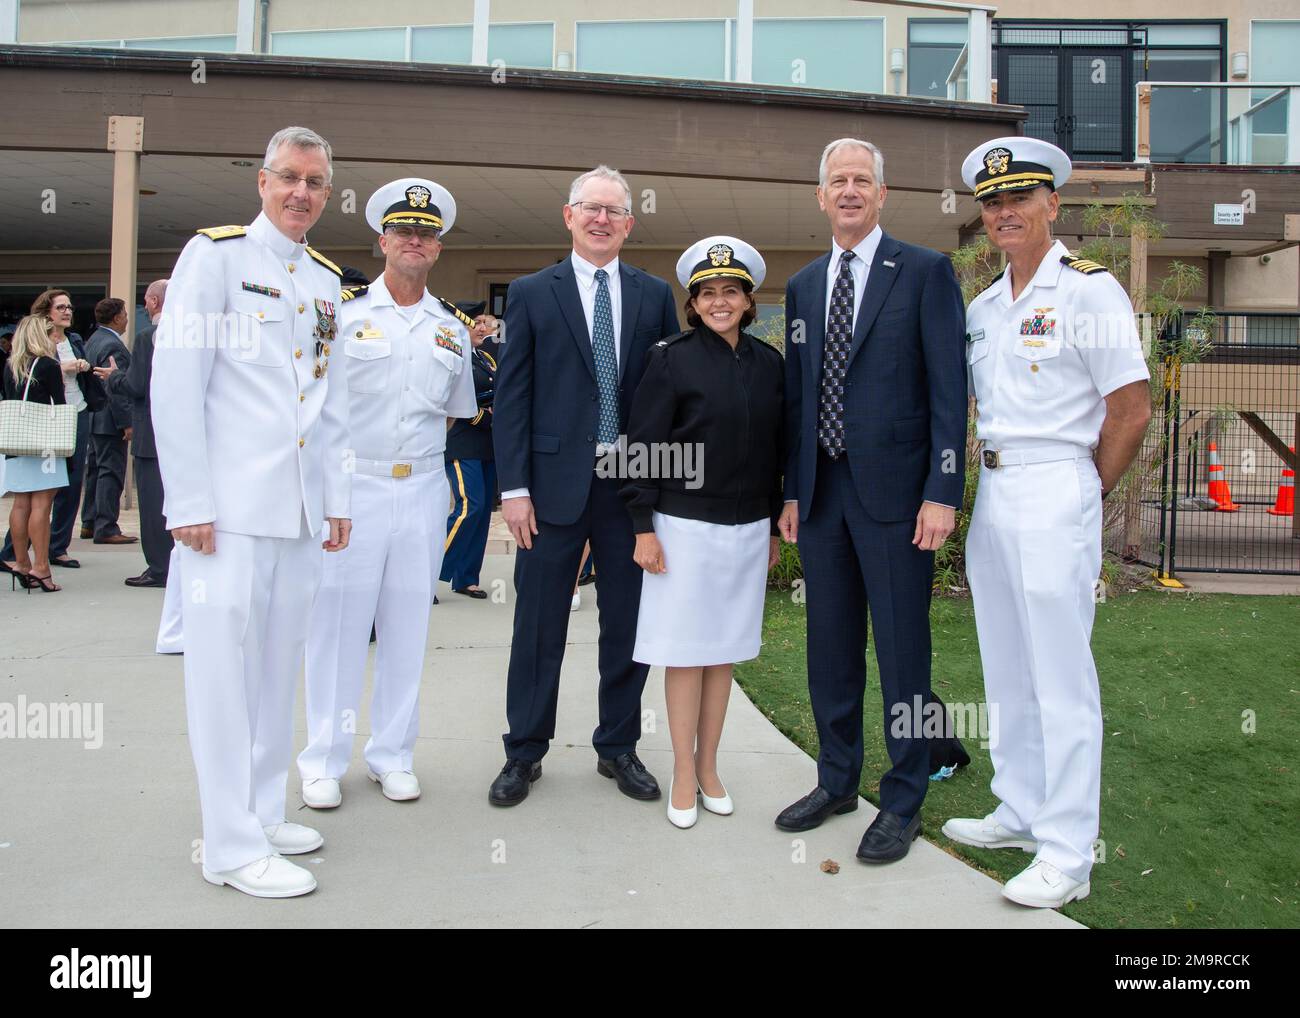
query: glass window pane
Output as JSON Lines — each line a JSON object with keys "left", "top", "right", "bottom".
{"left": 489, "top": 23, "right": 553, "bottom": 69}
{"left": 909, "top": 45, "right": 962, "bottom": 97}
{"left": 123, "top": 36, "right": 237, "bottom": 53}
{"left": 1145, "top": 25, "right": 1222, "bottom": 46}
{"left": 1252, "top": 20, "right": 1300, "bottom": 81}
{"left": 909, "top": 19, "right": 967, "bottom": 46}
{"left": 272, "top": 28, "right": 406, "bottom": 61}
{"left": 753, "top": 18, "right": 884, "bottom": 93}
{"left": 576, "top": 21, "right": 726, "bottom": 80}
{"left": 411, "top": 25, "right": 472, "bottom": 63}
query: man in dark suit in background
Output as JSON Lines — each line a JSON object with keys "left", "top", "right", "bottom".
{"left": 489, "top": 164, "right": 679, "bottom": 807}
{"left": 776, "top": 138, "right": 967, "bottom": 863}
{"left": 83, "top": 297, "right": 137, "bottom": 545}
{"left": 99, "top": 279, "right": 171, "bottom": 586}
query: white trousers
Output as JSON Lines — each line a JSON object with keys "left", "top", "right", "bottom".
{"left": 179, "top": 530, "right": 323, "bottom": 873}
{"left": 155, "top": 545, "right": 184, "bottom": 654}
{"left": 966, "top": 456, "right": 1104, "bottom": 884}
{"left": 300, "top": 467, "right": 448, "bottom": 781}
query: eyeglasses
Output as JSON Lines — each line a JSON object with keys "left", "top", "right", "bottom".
{"left": 51, "top": 303, "right": 73, "bottom": 311}
{"left": 262, "top": 166, "right": 332, "bottom": 195}
{"left": 387, "top": 226, "right": 441, "bottom": 243}
{"left": 570, "top": 201, "right": 630, "bottom": 221}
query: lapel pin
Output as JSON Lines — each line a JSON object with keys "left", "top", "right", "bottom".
{"left": 883, "top": 260, "right": 896, "bottom": 268}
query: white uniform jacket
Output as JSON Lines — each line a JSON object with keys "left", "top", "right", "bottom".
{"left": 339, "top": 276, "right": 478, "bottom": 457}
{"left": 152, "top": 213, "right": 351, "bottom": 537}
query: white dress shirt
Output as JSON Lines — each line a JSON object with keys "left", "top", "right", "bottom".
{"left": 824, "top": 224, "right": 882, "bottom": 331}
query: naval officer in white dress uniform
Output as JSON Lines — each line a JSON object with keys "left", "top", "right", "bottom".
{"left": 152, "top": 126, "right": 352, "bottom": 898}
{"left": 942, "top": 137, "right": 1151, "bottom": 909}
{"left": 299, "top": 179, "right": 476, "bottom": 809}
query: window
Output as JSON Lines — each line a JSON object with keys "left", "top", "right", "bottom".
{"left": 410, "top": 26, "right": 472, "bottom": 64}
{"left": 488, "top": 23, "right": 554, "bottom": 70}
{"left": 576, "top": 20, "right": 727, "bottom": 80}
{"left": 751, "top": 18, "right": 884, "bottom": 93}
{"left": 908, "top": 19, "right": 966, "bottom": 98}
{"left": 1251, "top": 21, "right": 1300, "bottom": 136}
{"left": 271, "top": 27, "right": 406, "bottom": 61}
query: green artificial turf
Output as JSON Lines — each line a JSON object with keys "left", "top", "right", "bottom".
{"left": 734, "top": 589, "right": 1300, "bottom": 928}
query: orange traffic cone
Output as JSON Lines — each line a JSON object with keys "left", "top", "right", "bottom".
{"left": 1206, "top": 441, "right": 1239, "bottom": 512}
{"left": 1267, "top": 447, "right": 1295, "bottom": 517}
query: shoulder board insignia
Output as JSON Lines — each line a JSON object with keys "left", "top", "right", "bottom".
{"left": 1061, "top": 254, "right": 1108, "bottom": 275}
{"left": 436, "top": 296, "right": 476, "bottom": 330}
{"left": 306, "top": 246, "right": 343, "bottom": 277}
{"left": 976, "top": 267, "right": 1006, "bottom": 295}
{"left": 480, "top": 350, "right": 497, "bottom": 371}
{"left": 196, "top": 225, "right": 246, "bottom": 241}
{"left": 661, "top": 329, "right": 694, "bottom": 347}
{"left": 341, "top": 284, "right": 369, "bottom": 303}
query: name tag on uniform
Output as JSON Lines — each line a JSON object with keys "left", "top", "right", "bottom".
{"left": 435, "top": 326, "right": 462, "bottom": 356}
{"left": 1020, "top": 308, "right": 1056, "bottom": 336}
{"left": 967, "top": 328, "right": 985, "bottom": 344}
{"left": 241, "top": 281, "right": 281, "bottom": 298}
{"left": 353, "top": 321, "right": 385, "bottom": 340}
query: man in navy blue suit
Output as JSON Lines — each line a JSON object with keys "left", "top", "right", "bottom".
{"left": 775, "top": 138, "right": 967, "bottom": 862}
{"left": 489, "top": 165, "right": 679, "bottom": 807}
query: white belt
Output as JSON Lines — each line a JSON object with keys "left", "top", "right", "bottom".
{"left": 353, "top": 456, "right": 439, "bottom": 478}
{"left": 981, "top": 442, "right": 1092, "bottom": 470}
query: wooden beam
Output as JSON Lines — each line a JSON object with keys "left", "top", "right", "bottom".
{"left": 1238, "top": 411, "right": 1297, "bottom": 471}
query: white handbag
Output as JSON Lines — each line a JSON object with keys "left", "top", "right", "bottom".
{"left": 0, "top": 368, "right": 78, "bottom": 458}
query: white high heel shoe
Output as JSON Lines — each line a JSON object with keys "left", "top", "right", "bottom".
{"left": 666, "top": 779, "right": 698, "bottom": 829}
{"left": 697, "top": 780, "right": 734, "bottom": 816}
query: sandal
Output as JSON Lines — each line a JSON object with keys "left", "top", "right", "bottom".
{"left": 27, "top": 573, "right": 60, "bottom": 593}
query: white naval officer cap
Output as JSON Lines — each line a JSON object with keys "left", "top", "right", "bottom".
{"left": 961, "top": 136, "right": 1072, "bottom": 202}
{"left": 364, "top": 177, "right": 457, "bottom": 236}
{"left": 675, "top": 236, "right": 767, "bottom": 292}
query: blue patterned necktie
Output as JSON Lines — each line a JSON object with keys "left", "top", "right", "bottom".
{"left": 818, "top": 250, "right": 856, "bottom": 458}
{"left": 592, "top": 268, "right": 620, "bottom": 446}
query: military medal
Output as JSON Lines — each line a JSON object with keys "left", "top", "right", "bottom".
{"left": 313, "top": 298, "right": 336, "bottom": 378}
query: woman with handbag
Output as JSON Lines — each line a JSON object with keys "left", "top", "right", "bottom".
{"left": 2, "top": 315, "right": 81, "bottom": 592}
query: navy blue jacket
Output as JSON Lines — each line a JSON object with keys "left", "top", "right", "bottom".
{"left": 784, "top": 231, "right": 967, "bottom": 521}
{"left": 493, "top": 257, "right": 679, "bottom": 525}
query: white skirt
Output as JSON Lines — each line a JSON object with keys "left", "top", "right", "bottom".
{"left": 633, "top": 510, "right": 770, "bottom": 667}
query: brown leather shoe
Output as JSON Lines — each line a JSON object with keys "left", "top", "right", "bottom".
{"left": 93, "top": 534, "right": 139, "bottom": 545}
{"left": 79, "top": 526, "right": 93, "bottom": 540}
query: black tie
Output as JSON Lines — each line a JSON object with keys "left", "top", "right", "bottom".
{"left": 818, "top": 250, "right": 855, "bottom": 458}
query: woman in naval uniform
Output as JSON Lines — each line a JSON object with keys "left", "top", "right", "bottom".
{"left": 621, "top": 236, "right": 784, "bottom": 829}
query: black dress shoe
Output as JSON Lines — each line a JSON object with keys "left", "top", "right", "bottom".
{"left": 596, "top": 752, "right": 661, "bottom": 800}
{"left": 79, "top": 525, "right": 93, "bottom": 540}
{"left": 489, "top": 759, "right": 541, "bottom": 807}
{"left": 125, "top": 570, "right": 165, "bottom": 588}
{"left": 454, "top": 587, "right": 488, "bottom": 599}
{"left": 856, "top": 811, "right": 922, "bottom": 864}
{"left": 51, "top": 556, "right": 80, "bottom": 569}
{"left": 774, "top": 786, "right": 859, "bottom": 832}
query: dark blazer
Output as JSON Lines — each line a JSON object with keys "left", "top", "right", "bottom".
{"left": 493, "top": 257, "right": 679, "bottom": 525}
{"left": 84, "top": 326, "right": 132, "bottom": 436}
{"left": 106, "top": 322, "right": 157, "bottom": 458}
{"left": 784, "top": 231, "right": 967, "bottom": 522}
{"left": 3, "top": 355, "right": 65, "bottom": 404}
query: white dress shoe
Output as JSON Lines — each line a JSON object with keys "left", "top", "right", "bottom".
{"left": 369, "top": 770, "right": 421, "bottom": 801}
{"left": 941, "top": 814, "right": 1036, "bottom": 853}
{"left": 263, "top": 822, "right": 323, "bottom": 855}
{"left": 202, "top": 855, "right": 317, "bottom": 898}
{"left": 302, "top": 777, "right": 342, "bottom": 809}
{"left": 1002, "top": 857, "right": 1090, "bottom": 909}
{"left": 666, "top": 779, "right": 697, "bottom": 829}
{"left": 570, "top": 591, "right": 581, "bottom": 612}
{"left": 697, "top": 781, "right": 733, "bottom": 816}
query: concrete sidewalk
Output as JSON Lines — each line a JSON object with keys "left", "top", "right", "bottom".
{"left": 0, "top": 543, "right": 1078, "bottom": 929}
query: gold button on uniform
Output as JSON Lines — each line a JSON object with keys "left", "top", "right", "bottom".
{"left": 299, "top": 438, "right": 305, "bottom": 447}
{"left": 294, "top": 349, "right": 302, "bottom": 358}
{"left": 299, "top": 393, "right": 305, "bottom": 402}
{"left": 288, "top": 263, "right": 295, "bottom": 274}
{"left": 1030, "top": 363, "right": 1040, "bottom": 373}
{"left": 298, "top": 303, "right": 305, "bottom": 313}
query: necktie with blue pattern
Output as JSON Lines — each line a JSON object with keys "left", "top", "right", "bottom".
{"left": 592, "top": 268, "right": 620, "bottom": 446}
{"left": 818, "top": 250, "right": 855, "bottom": 458}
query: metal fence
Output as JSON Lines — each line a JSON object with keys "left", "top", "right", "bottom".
{"left": 1107, "top": 312, "right": 1300, "bottom": 577}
